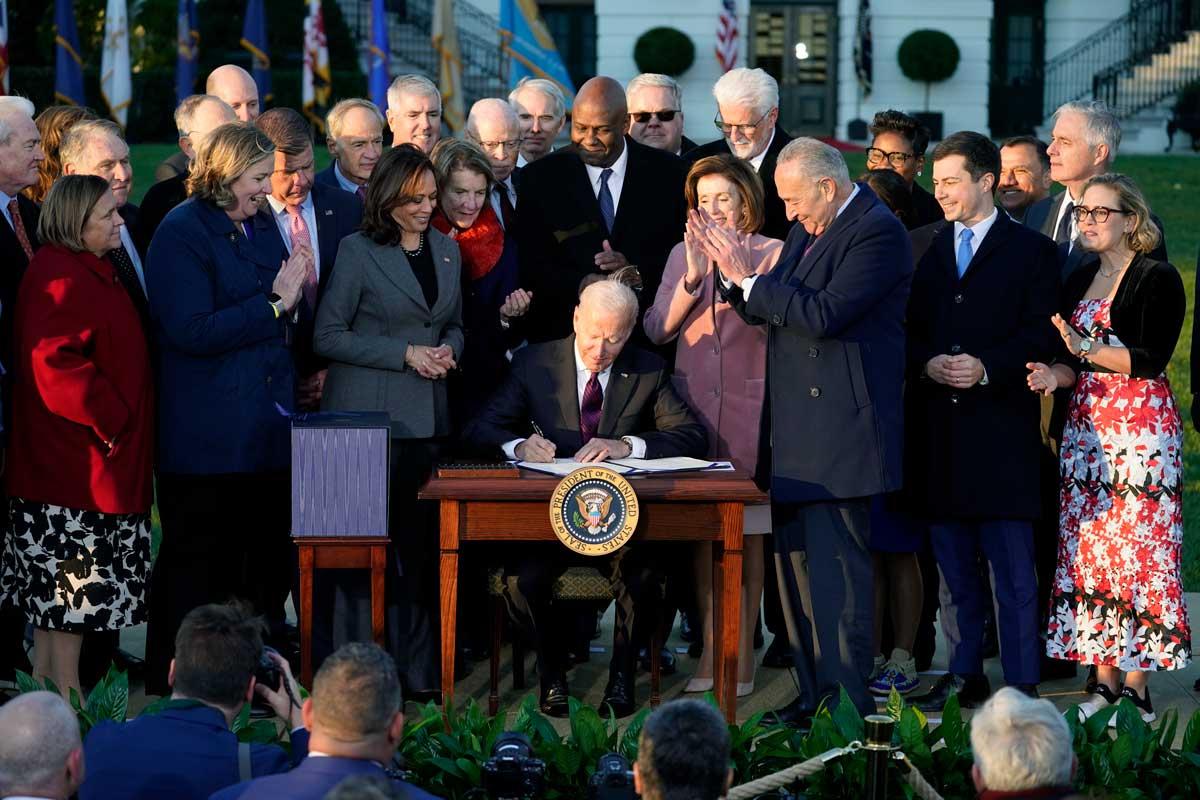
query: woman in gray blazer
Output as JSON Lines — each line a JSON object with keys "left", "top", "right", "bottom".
{"left": 314, "top": 145, "right": 463, "bottom": 695}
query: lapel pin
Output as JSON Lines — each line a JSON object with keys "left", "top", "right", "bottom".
{"left": 324, "top": 209, "right": 333, "bottom": 215}
{"left": 620, "top": 372, "right": 629, "bottom": 378}
{"left": 443, "top": 256, "right": 450, "bottom": 262}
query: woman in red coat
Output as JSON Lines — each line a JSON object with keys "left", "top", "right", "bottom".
{"left": 0, "top": 174, "right": 153, "bottom": 699}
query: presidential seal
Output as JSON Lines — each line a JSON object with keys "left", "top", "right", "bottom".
{"left": 549, "top": 467, "right": 640, "bottom": 556}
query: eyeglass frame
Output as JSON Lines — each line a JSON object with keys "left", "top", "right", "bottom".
{"left": 864, "top": 147, "right": 917, "bottom": 168}
{"left": 714, "top": 109, "right": 773, "bottom": 137}
{"left": 630, "top": 109, "right": 680, "bottom": 124}
{"left": 1071, "top": 205, "right": 1129, "bottom": 224}
{"left": 474, "top": 137, "right": 524, "bottom": 153}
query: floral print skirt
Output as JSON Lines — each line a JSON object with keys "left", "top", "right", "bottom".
{"left": 1046, "top": 298, "right": 1190, "bottom": 671}
{"left": 0, "top": 498, "right": 151, "bottom": 633}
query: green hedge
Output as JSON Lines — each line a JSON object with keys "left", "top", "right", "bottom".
{"left": 8, "top": 67, "right": 367, "bottom": 143}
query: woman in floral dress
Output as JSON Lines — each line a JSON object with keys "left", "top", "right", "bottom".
{"left": 1026, "top": 174, "right": 1188, "bottom": 723}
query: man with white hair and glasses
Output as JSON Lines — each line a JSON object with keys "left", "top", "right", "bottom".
{"left": 626, "top": 73, "right": 696, "bottom": 156}
{"left": 969, "top": 688, "right": 1083, "bottom": 800}
{"left": 687, "top": 68, "right": 793, "bottom": 240}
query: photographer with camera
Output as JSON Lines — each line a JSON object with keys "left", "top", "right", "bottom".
{"left": 633, "top": 700, "right": 732, "bottom": 800}
{"left": 212, "top": 642, "right": 438, "bottom": 800}
{"left": 80, "top": 604, "right": 307, "bottom": 799}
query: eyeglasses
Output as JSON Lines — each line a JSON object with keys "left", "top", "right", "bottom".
{"left": 1072, "top": 205, "right": 1129, "bottom": 224}
{"left": 476, "top": 138, "right": 523, "bottom": 152}
{"left": 714, "top": 110, "right": 771, "bottom": 137}
{"left": 865, "top": 147, "right": 915, "bottom": 168}
{"left": 630, "top": 110, "right": 679, "bottom": 124}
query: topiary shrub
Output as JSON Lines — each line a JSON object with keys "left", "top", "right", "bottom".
{"left": 897, "top": 29, "right": 960, "bottom": 111}
{"left": 633, "top": 27, "right": 695, "bottom": 77}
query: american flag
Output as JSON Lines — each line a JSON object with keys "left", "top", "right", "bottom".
{"left": 854, "top": 0, "right": 872, "bottom": 95}
{"left": 716, "top": 0, "right": 738, "bottom": 73}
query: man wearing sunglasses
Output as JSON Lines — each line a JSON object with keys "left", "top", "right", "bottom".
{"left": 686, "top": 68, "right": 793, "bottom": 241}
{"left": 626, "top": 73, "right": 696, "bottom": 156}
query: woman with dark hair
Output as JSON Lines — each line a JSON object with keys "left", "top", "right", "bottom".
{"left": 25, "top": 105, "right": 98, "bottom": 204}
{"left": 1028, "top": 174, "right": 1189, "bottom": 724}
{"left": 866, "top": 110, "right": 942, "bottom": 229}
{"left": 644, "top": 154, "right": 782, "bottom": 697}
{"left": 314, "top": 144, "right": 463, "bottom": 695}
{"left": 142, "top": 122, "right": 312, "bottom": 694}
{"left": 1, "top": 175, "right": 153, "bottom": 698}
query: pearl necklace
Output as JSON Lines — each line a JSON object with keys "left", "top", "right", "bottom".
{"left": 401, "top": 232, "right": 425, "bottom": 258}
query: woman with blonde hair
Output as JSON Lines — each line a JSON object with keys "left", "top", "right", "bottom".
{"left": 644, "top": 154, "right": 782, "bottom": 696}
{"left": 1027, "top": 173, "right": 1188, "bottom": 724}
{"left": 142, "top": 122, "right": 314, "bottom": 694}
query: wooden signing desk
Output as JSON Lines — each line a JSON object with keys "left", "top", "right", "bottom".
{"left": 418, "top": 469, "right": 766, "bottom": 721}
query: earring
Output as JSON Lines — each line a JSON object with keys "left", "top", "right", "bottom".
{"left": 917, "top": 170, "right": 922, "bottom": 176}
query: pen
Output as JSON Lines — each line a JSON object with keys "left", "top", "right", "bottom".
{"left": 530, "top": 420, "right": 545, "bottom": 439}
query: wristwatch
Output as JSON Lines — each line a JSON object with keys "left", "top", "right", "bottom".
{"left": 268, "top": 293, "right": 287, "bottom": 319}
{"left": 620, "top": 436, "right": 636, "bottom": 457}
{"left": 1078, "top": 338, "right": 1094, "bottom": 359}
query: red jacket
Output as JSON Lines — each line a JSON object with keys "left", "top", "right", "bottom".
{"left": 6, "top": 244, "right": 154, "bottom": 513}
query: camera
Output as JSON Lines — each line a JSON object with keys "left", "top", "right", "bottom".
{"left": 482, "top": 732, "right": 546, "bottom": 800}
{"left": 254, "top": 645, "right": 283, "bottom": 693}
{"left": 588, "top": 753, "right": 635, "bottom": 800}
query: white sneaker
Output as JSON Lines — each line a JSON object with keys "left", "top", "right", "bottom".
{"left": 1077, "top": 683, "right": 1120, "bottom": 722}
{"left": 1109, "top": 686, "right": 1155, "bottom": 726}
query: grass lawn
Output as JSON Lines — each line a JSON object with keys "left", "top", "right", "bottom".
{"left": 126, "top": 144, "right": 1200, "bottom": 588}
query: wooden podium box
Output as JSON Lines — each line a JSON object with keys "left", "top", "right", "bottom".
{"left": 419, "top": 469, "right": 766, "bottom": 721}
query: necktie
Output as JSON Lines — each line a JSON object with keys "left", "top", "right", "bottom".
{"left": 495, "top": 184, "right": 516, "bottom": 230}
{"left": 7, "top": 198, "right": 33, "bottom": 261}
{"left": 356, "top": 184, "right": 367, "bottom": 203}
{"left": 956, "top": 228, "right": 974, "bottom": 278}
{"left": 598, "top": 168, "right": 615, "bottom": 234}
{"left": 1054, "top": 200, "right": 1074, "bottom": 245}
{"left": 287, "top": 206, "right": 318, "bottom": 309}
{"left": 580, "top": 372, "right": 603, "bottom": 444}
{"left": 109, "top": 245, "right": 149, "bottom": 314}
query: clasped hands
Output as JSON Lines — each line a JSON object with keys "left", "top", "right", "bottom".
{"left": 271, "top": 245, "right": 315, "bottom": 313}
{"left": 686, "top": 208, "right": 756, "bottom": 284}
{"left": 925, "top": 353, "right": 985, "bottom": 388}
{"left": 514, "top": 434, "right": 632, "bottom": 463}
{"left": 405, "top": 344, "right": 456, "bottom": 379}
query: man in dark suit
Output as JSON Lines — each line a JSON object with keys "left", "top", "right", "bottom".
{"left": 466, "top": 279, "right": 707, "bottom": 717}
{"left": 255, "top": 108, "right": 363, "bottom": 411}
{"left": 626, "top": 73, "right": 694, "bottom": 156}
{"left": 998, "top": 135, "right": 1053, "bottom": 225}
{"left": 0, "top": 97, "right": 42, "bottom": 684}
{"left": 81, "top": 605, "right": 309, "bottom": 800}
{"left": 710, "top": 137, "right": 912, "bottom": 720}
{"left": 136, "top": 95, "right": 236, "bottom": 255}
{"left": 212, "top": 643, "right": 437, "bottom": 800}
{"left": 466, "top": 98, "right": 522, "bottom": 230}
{"left": 686, "top": 68, "right": 793, "bottom": 241}
{"left": 904, "top": 132, "right": 1059, "bottom": 711}
{"left": 317, "top": 98, "right": 385, "bottom": 201}
{"left": 517, "top": 77, "right": 687, "bottom": 346}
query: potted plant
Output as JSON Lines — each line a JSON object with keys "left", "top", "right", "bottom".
{"left": 897, "top": 29, "right": 960, "bottom": 140}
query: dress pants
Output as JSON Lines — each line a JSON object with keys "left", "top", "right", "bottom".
{"left": 773, "top": 498, "right": 875, "bottom": 716}
{"left": 144, "top": 472, "right": 291, "bottom": 695}
{"left": 929, "top": 520, "right": 1040, "bottom": 685}
{"left": 503, "top": 544, "right": 661, "bottom": 683}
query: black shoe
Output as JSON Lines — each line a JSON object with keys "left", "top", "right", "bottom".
{"left": 1013, "top": 683, "right": 1039, "bottom": 699}
{"left": 762, "top": 637, "right": 793, "bottom": 669}
{"left": 687, "top": 640, "right": 702, "bottom": 659}
{"left": 679, "top": 611, "right": 697, "bottom": 643}
{"left": 911, "top": 673, "right": 992, "bottom": 712}
{"left": 768, "top": 696, "right": 816, "bottom": 730}
{"left": 753, "top": 615, "right": 764, "bottom": 650}
{"left": 540, "top": 677, "right": 570, "bottom": 717}
{"left": 1193, "top": 676, "right": 1200, "bottom": 692}
{"left": 637, "top": 647, "right": 677, "bottom": 676}
{"left": 1040, "top": 656, "right": 1077, "bottom": 682}
{"left": 1085, "top": 664, "right": 1098, "bottom": 693}
{"left": 981, "top": 615, "right": 999, "bottom": 660}
{"left": 599, "top": 672, "right": 636, "bottom": 718}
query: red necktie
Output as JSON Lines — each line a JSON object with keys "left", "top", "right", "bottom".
{"left": 580, "top": 372, "right": 603, "bottom": 443}
{"left": 287, "top": 205, "right": 318, "bottom": 309}
{"left": 8, "top": 198, "right": 33, "bottom": 261}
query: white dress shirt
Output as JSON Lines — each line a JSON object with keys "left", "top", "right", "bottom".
{"left": 953, "top": 207, "right": 999, "bottom": 272}
{"left": 502, "top": 343, "right": 647, "bottom": 459}
{"left": 332, "top": 161, "right": 362, "bottom": 195}
{"left": 748, "top": 128, "right": 777, "bottom": 173}
{"left": 118, "top": 223, "right": 147, "bottom": 292}
{"left": 266, "top": 193, "right": 322, "bottom": 279}
{"left": 737, "top": 183, "right": 861, "bottom": 299}
{"left": 1050, "top": 188, "right": 1082, "bottom": 251}
{"left": 489, "top": 176, "right": 517, "bottom": 229}
{"left": 584, "top": 143, "right": 629, "bottom": 216}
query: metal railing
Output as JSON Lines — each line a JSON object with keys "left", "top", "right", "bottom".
{"left": 1043, "top": 0, "right": 1200, "bottom": 118}
{"left": 338, "top": 0, "right": 508, "bottom": 107}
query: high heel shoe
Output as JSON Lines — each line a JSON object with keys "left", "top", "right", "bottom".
{"left": 684, "top": 677, "right": 714, "bottom": 693}
{"left": 737, "top": 681, "right": 755, "bottom": 698}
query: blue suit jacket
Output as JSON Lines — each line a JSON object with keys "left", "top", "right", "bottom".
{"left": 723, "top": 183, "right": 913, "bottom": 502}
{"left": 210, "top": 754, "right": 439, "bottom": 800}
{"left": 146, "top": 198, "right": 296, "bottom": 474}
{"left": 80, "top": 701, "right": 309, "bottom": 800}
{"left": 314, "top": 163, "right": 343, "bottom": 192}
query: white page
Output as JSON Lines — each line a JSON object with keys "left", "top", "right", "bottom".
{"left": 606, "top": 457, "right": 723, "bottom": 472}
{"left": 516, "top": 458, "right": 635, "bottom": 476}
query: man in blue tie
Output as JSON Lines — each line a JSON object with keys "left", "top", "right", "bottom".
{"left": 904, "top": 132, "right": 1059, "bottom": 711}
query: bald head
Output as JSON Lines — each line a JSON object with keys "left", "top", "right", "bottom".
{"left": 467, "top": 98, "right": 521, "bottom": 182}
{"left": 206, "top": 65, "right": 260, "bottom": 122}
{"left": 571, "top": 77, "right": 629, "bottom": 168}
{"left": 0, "top": 691, "right": 84, "bottom": 799}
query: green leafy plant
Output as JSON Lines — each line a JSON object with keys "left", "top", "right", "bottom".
{"left": 633, "top": 27, "right": 696, "bottom": 77}
{"left": 897, "top": 29, "right": 960, "bottom": 111}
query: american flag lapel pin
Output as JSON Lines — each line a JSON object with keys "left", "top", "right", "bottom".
{"left": 324, "top": 209, "right": 333, "bottom": 216}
